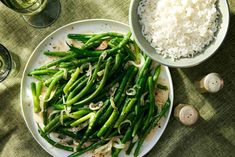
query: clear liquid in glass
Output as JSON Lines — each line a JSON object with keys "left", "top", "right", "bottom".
{"left": 1, "top": 0, "right": 60, "bottom": 27}
{"left": 1, "top": 0, "right": 47, "bottom": 15}
{"left": 0, "top": 44, "right": 12, "bottom": 82}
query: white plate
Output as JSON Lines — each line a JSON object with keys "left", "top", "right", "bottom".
{"left": 20, "top": 19, "right": 174, "bottom": 157}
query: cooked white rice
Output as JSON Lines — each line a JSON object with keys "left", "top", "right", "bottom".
{"left": 138, "top": 0, "right": 219, "bottom": 60}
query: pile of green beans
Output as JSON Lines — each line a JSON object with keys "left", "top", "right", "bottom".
{"left": 29, "top": 31, "right": 170, "bottom": 157}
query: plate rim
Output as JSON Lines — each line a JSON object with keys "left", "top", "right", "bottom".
{"left": 20, "top": 18, "right": 174, "bottom": 157}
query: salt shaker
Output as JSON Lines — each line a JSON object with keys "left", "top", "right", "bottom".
{"left": 174, "top": 104, "right": 199, "bottom": 126}
{"left": 195, "top": 73, "right": 224, "bottom": 93}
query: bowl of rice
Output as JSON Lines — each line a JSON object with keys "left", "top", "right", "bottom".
{"left": 129, "top": 0, "right": 230, "bottom": 67}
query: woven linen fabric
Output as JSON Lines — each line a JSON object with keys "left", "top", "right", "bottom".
{"left": 0, "top": 0, "right": 234, "bottom": 157}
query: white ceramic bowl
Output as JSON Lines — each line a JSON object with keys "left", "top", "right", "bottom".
{"left": 129, "top": 0, "right": 230, "bottom": 67}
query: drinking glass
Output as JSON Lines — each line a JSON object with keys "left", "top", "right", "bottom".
{"left": 0, "top": 0, "right": 61, "bottom": 28}
{"left": 0, "top": 44, "right": 20, "bottom": 82}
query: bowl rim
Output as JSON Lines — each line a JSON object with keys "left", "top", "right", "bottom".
{"left": 129, "top": 0, "right": 230, "bottom": 68}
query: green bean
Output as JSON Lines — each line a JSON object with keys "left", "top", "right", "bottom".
{"left": 112, "top": 126, "right": 133, "bottom": 157}
{"left": 35, "top": 81, "right": 42, "bottom": 112}
{"left": 98, "top": 93, "right": 124, "bottom": 126}
{"left": 115, "top": 67, "right": 138, "bottom": 108}
{"left": 92, "top": 32, "right": 131, "bottom": 59}
{"left": 117, "top": 32, "right": 131, "bottom": 48}
{"left": 69, "top": 140, "right": 106, "bottom": 157}
{"left": 124, "top": 45, "right": 136, "bottom": 61}
{"left": 69, "top": 109, "right": 92, "bottom": 119}
{"left": 114, "top": 98, "right": 137, "bottom": 128}
{"left": 31, "top": 82, "right": 40, "bottom": 113}
{"left": 52, "top": 104, "right": 65, "bottom": 110}
{"left": 63, "top": 120, "right": 75, "bottom": 127}
{"left": 80, "top": 39, "right": 103, "bottom": 50}
{"left": 74, "top": 57, "right": 112, "bottom": 105}
{"left": 98, "top": 66, "right": 135, "bottom": 124}
{"left": 43, "top": 73, "right": 63, "bottom": 125}
{"left": 103, "top": 127, "right": 115, "bottom": 139}
{"left": 136, "top": 57, "right": 152, "bottom": 83}
{"left": 109, "top": 38, "right": 135, "bottom": 61}
{"left": 105, "top": 32, "right": 132, "bottom": 56}
{"left": 92, "top": 92, "right": 107, "bottom": 103}
{"left": 36, "top": 81, "right": 43, "bottom": 97}
{"left": 108, "top": 38, "right": 128, "bottom": 59}
{"left": 82, "top": 99, "right": 109, "bottom": 139}
{"left": 134, "top": 68, "right": 149, "bottom": 116}
{"left": 69, "top": 74, "right": 87, "bottom": 92}
{"left": 70, "top": 112, "right": 95, "bottom": 127}
{"left": 67, "top": 78, "right": 88, "bottom": 101}
{"left": 56, "top": 128, "right": 83, "bottom": 139}
{"left": 97, "top": 109, "right": 119, "bottom": 137}
{"left": 43, "top": 115, "right": 69, "bottom": 133}
{"left": 71, "top": 106, "right": 92, "bottom": 112}
{"left": 65, "top": 56, "right": 103, "bottom": 106}
{"left": 122, "top": 126, "right": 133, "bottom": 142}
{"left": 112, "top": 113, "right": 135, "bottom": 156}
{"left": 153, "top": 64, "right": 161, "bottom": 82}
{"left": 63, "top": 67, "right": 80, "bottom": 95}
{"left": 105, "top": 114, "right": 133, "bottom": 140}
{"left": 38, "top": 53, "right": 78, "bottom": 70}
{"left": 59, "top": 57, "right": 99, "bottom": 68}
{"left": 38, "top": 124, "right": 74, "bottom": 152}
{"left": 86, "top": 110, "right": 97, "bottom": 133}
{"left": 47, "top": 84, "right": 65, "bottom": 105}
{"left": 108, "top": 130, "right": 119, "bottom": 138}
{"left": 132, "top": 115, "right": 143, "bottom": 137}
{"left": 109, "top": 53, "right": 122, "bottom": 76}
{"left": 69, "top": 44, "right": 103, "bottom": 56}
{"left": 84, "top": 32, "right": 124, "bottom": 46}
{"left": 67, "top": 34, "right": 93, "bottom": 42}
{"left": 55, "top": 97, "right": 64, "bottom": 105}
{"left": 126, "top": 140, "right": 136, "bottom": 155}
{"left": 89, "top": 130, "right": 99, "bottom": 139}
{"left": 108, "top": 38, "right": 119, "bottom": 48}
{"left": 44, "top": 51, "right": 72, "bottom": 57}
{"left": 75, "top": 107, "right": 99, "bottom": 150}
{"left": 102, "top": 73, "right": 123, "bottom": 91}
{"left": 44, "top": 70, "right": 63, "bottom": 86}
{"left": 48, "top": 111, "right": 59, "bottom": 123}
{"left": 142, "top": 76, "right": 155, "bottom": 131}
{"left": 29, "top": 69, "right": 59, "bottom": 76}
{"left": 103, "top": 109, "right": 130, "bottom": 139}
{"left": 134, "top": 99, "right": 171, "bottom": 157}
{"left": 91, "top": 74, "right": 123, "bottom": 103}
{"left": 44, "top": 73, "right": 63, "bottom": 103}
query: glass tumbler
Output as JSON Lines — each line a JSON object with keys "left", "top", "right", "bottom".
{"left": 0, "top": 0, "right": 61, "bottom": 28}
{"left": 0, "top": 44, "right": 20, "bottom": 82}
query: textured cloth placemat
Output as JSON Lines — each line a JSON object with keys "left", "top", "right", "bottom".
{"left": 0, "top": 0, "right": 234, "bottom": 157}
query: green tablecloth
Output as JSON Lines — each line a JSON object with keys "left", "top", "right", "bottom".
{"left": 0, "top": 0, "right": 234, "bottom": 157}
